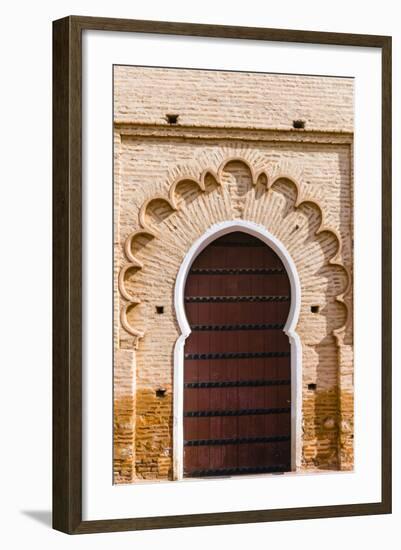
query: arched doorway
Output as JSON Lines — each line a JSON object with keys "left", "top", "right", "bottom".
{"left": 182, "top": 230, "right": 292, "bottom": 477}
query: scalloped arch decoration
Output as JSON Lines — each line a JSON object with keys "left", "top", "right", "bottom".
{"left": 124, "top": 229, "right": 156, "bottom": 265}
{"left": 169, "top": 177, "right": 206, "bottom": 209}
{"left": 139, "top": 196, "right": 177, "bottom": 229}
{"left": 118, "top": 157, "right": 351, "bottom": 342}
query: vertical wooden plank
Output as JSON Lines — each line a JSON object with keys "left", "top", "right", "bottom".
{"left": 53, "top": 16, "right": 83, "bottom": 533}
{"left": 381, "top": 37, "right": 392, "bottom": 513}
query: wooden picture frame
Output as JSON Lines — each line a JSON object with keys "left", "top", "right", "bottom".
{"left": 53, "top": 15, "right": 392, "bottom": 534}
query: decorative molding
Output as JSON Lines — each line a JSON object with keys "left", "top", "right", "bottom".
{"left": 118, "top": 157, "right": 350, "bottom": 342}
{"left": 169, "top": 176, "right": 205, "bottom": 209}
{"left": 120, "top": 301, "right": 144, "bottom": 345}
{"left": 123, "top": 229, "right": 156, "bottom": 265}
{"left": 115, "top": 122, "right": 354, "bottom": 145}
{"left": 138, "top": 196, "right": 177, "bottom": 229}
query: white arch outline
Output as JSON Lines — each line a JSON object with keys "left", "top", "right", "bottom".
{"left": 173, "top": 220, "right": 302, "bottom": 479}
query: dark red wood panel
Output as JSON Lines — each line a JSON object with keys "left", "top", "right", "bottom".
{"left": 183, "top": 232, "right": 291, "bottom": 477}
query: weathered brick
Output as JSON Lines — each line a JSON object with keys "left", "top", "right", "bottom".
{"left": 113, "top": 67, "right": 354, "bottom": 482}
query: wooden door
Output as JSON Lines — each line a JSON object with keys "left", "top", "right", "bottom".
{"left": 183, "top": 231, "right": 291, "bottom": 477}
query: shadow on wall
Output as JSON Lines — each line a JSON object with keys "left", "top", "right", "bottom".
{"left": 20, "top": 510, "right": 52, "bottom": 528}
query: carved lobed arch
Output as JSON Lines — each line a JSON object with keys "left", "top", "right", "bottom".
{"left": 118, "top": 157, "right": 351, "bottom": 346}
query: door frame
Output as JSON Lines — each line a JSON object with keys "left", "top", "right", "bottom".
{"left": 173, "top": 220, "right": 302, "bottom": 480}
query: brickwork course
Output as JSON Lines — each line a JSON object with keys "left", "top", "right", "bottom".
{"left": 113, "top": 66, "right": 354, "bottom": 483}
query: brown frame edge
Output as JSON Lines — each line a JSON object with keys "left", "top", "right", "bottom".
{"left": 52, "top": 15, "right": 392, "bottom": 534}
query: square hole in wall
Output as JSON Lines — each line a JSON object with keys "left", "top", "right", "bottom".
{"left": 166, "top": 113, "right": 179, "bottom": 124}
{"left": 311, "top": 305, "right": 320, "bottom": 313}
{"left": 293, "top": 119, "right": 306, "bottom": 129}
{"left": 156, "top": 306, "right": 164, "bottom": 314}
{"left": 308, "top": 383, "right": 317, "bottom": 391}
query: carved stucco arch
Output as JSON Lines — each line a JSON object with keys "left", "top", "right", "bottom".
{"left": 118, "top": 156, "right": 351, "bottom": 346}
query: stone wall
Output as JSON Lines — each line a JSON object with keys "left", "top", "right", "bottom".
{"left": 113, "top": 66, "right": 354, "bottom": 483}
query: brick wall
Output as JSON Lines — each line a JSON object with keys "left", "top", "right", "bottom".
{"left": 113, "top": 66, "right": 354, "bottom": 483}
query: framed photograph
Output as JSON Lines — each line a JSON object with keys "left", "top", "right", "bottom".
{"left": 53, "top": 16, "right": 392, "bottom": 534}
